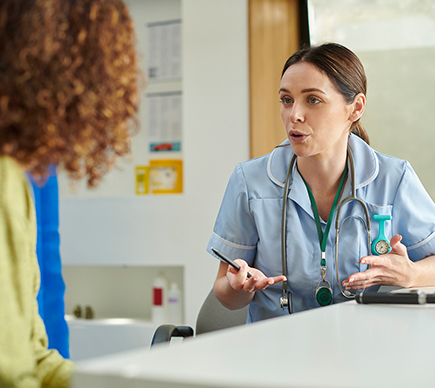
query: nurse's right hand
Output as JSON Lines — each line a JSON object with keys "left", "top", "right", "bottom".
{"left": 227, "top": 259, "right": 287, "bottom": 293}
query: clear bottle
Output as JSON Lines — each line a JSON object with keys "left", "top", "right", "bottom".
{"left": 151, "top": 273, "right": 168, "bottom": 324}
{"left": 168, "top": 282, "right": 182, "bottom": 324}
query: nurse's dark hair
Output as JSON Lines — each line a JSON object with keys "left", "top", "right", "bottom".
{"left": 282, "top": 43, "right": 369, "bottom": 145}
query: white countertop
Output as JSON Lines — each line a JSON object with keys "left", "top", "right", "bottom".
{"left": 73, "top": 300, "right": 435, "bottom": 388}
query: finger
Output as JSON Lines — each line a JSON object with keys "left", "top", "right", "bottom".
{"left": 344, "top": 267, "right": 392, "bottom": 289}
{"left": 389, "top": 234, "right": 407, "bottom": 256}
{"left": 243, "top": 276, "right": 262, "bottom": 293}
{"left": 345, "top": 278, "right": 382, "bottom": 290}
{"left": 269, "top": 275, "right": 287, "bottom": 284}
{"left": 359, "top": 254, "right": 389, "bottom": 267}
{"left": 233, "top": 259, "right": 251, "bottom": 279}
{"left": 343, "top": 268, "right": 374, "bottom": 288}
{"left": 227, "top": 262, "right": 249, "bottom": 290}
{"left": 227, "top": 264, "right": 247, "bottom": 280}
{"left": 235, "top": 261, "right": 262, "bottom": 292}
{"left": 252, "top": 277, "right": 274, "bottom": 291}
{"left": 252, "top": 275, "right": 286, "bottom": 291}
{"left": 390, "top": 234, "right": 402, "bottom": 246}
{"left": 342, "top": 270, "right": 358, "bottom": 285}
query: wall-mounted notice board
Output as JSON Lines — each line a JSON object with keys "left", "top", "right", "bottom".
{"left": 147, "top": 20, "right": 182, "bottom": 80}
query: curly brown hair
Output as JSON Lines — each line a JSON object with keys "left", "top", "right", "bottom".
{"left": 0, "top": 0, "right": 140, "bottom": 187}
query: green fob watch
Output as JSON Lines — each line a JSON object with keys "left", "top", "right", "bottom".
{"left": 371, "top": 214, "right": 392, "bottom": 255}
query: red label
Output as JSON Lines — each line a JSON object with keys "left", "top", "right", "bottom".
{"left": 153, "top": 288, "right": 163, "bottom": 306}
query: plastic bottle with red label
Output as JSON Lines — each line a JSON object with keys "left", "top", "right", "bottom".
{"left": 151, "top": 273, "right": 168, "bottom": 323}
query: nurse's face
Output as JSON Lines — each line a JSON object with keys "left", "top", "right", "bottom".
{"left": 279, "top": 62, "right": 356, "bottom": 160}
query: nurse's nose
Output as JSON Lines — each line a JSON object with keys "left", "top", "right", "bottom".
{"left": 288, "top": 102, "right": 304, "bottom": 123}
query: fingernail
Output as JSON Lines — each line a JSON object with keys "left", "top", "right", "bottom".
{"left": 361, "top": 259, "right": 366, "bottom": 264}
{"left": 349, "top": 277, "right": 354, "bottom": 283}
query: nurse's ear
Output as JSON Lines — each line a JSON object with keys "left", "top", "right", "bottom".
{"left": 349, "top": 93, "right": 366, "bottom": 123}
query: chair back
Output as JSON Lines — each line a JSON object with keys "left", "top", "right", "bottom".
{"left": 195, "top": 289, "right": 248, "bottom": 335}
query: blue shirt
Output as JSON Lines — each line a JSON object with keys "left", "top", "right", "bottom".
{"left": 207, "top": 134, "right": 435, "bottom": 322}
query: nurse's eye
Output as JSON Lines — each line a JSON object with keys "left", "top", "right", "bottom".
{"left": 308, "top": 96, "right": 321, "bottom": 105}
{"left": 280, "top": 97, "right": 293, "bottom": 106}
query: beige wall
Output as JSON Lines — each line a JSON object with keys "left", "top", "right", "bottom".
{"left": 360, "top": 50, "right": 435, "bottom": 199}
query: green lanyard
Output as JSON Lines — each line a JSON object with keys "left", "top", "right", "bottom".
{"left": 301, "top": 164, "right": 348, "bottom": 269}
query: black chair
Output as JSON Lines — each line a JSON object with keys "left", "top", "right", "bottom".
{"left": 151, "top": 289, "right": 249, "bottom": 346}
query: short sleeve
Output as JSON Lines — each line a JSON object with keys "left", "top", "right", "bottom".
{"left": 207, "top": 164, "right": 258, "bottom": 264}
{"left": 393, "top": 162, "right": 435, "bottom": 261}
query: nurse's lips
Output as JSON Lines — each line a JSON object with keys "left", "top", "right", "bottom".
{"left": 289, "top": 130, "right": 309, "bottom": 142}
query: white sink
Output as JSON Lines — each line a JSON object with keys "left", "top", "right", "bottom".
{"left": 66, "top": 316, "right": 159, "bottom": 362}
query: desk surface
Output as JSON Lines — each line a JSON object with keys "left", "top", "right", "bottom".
{"left": 73, "top": 301, "right": 435, "bottom": 388}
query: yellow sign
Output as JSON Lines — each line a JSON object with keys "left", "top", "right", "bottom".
{"left": 135, "top": 166, "right": 150, "bottom": 195}
{"left": 149, "top": 159, "right": 183, "bottom": 194}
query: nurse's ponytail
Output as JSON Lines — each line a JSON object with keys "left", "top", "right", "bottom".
{"left": 282, "top": 43, "right": 370, "bottom": 145}
{"left": 351, "top": 122, "right": 369, "bottom": 145}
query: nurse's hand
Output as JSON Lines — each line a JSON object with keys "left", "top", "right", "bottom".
{"left": 227, "top": 259, "right": 287, "bottom": 293}
{"left": 343, "top": 234, "right": 416, "bottom": 290}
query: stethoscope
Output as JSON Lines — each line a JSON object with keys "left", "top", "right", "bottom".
{"left": 279, "top": 144, "right": 391, "bottom": 313}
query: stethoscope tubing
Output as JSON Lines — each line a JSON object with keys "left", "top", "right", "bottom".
{"left": 281, "top": 145, "right": 371, "bottom": 311}
{"left": 280, "top": 153, "right": 297, "bottom": 309}
{"left": 334, "top": 146, "right": 371, "bottom": 298}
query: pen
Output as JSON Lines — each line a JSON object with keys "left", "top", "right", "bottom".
{"left": 355, "top": 291, "right": 435, "bottom": 305}
{"left": 211, "top": 247, "right": 252, "bottom": 278}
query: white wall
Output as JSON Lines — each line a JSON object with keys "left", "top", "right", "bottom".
{"left": 181, "top": 0, "right": 250, "bottom": 323}
{"left": 309, "top": 0, "right": 435, "bottom": 199}
{"left": 60, "top": 0, "right": 249, "bottom": 327}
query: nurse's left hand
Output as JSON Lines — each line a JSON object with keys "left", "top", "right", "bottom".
{"left": 342, "top": 234, "right": 416, "bottom": 290}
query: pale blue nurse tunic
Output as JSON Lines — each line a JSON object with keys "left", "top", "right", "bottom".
{"left": 207, "top": 134, "right": 435, "bottom": 322}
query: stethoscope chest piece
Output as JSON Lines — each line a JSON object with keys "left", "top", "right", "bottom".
{"left": 280, "top": 294, "right": 289, "bottom": 309}
{"left": 280, "top": 291, "right": 292, "bottom": 314}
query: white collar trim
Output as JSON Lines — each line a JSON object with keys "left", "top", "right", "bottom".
{"left": 266, "top": 135, "right": 379, "bottom": 190}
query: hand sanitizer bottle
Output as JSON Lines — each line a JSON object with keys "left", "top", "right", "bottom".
{"left": 168, "top": 282, "right": 182, "bottom": 324}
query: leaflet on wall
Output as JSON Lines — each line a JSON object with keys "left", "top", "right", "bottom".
{"left": 149, "top": 159, "right": 183, "bottom": 194}
{"left": 147, "top": 20, "right": 182, "bottom": 80}
{"left": 135, "top": 166, "right": 150, "bottom": 195}
{"left": 147, "top": 91, "right": 182, "bottom": 152}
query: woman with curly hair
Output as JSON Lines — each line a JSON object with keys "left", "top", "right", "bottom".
{"left": 0, "top": 0, "right": 140, "bottom": 386}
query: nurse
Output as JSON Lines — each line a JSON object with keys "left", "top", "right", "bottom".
{"left": 207, "top": 43, "right": 435, "bottom": 322}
